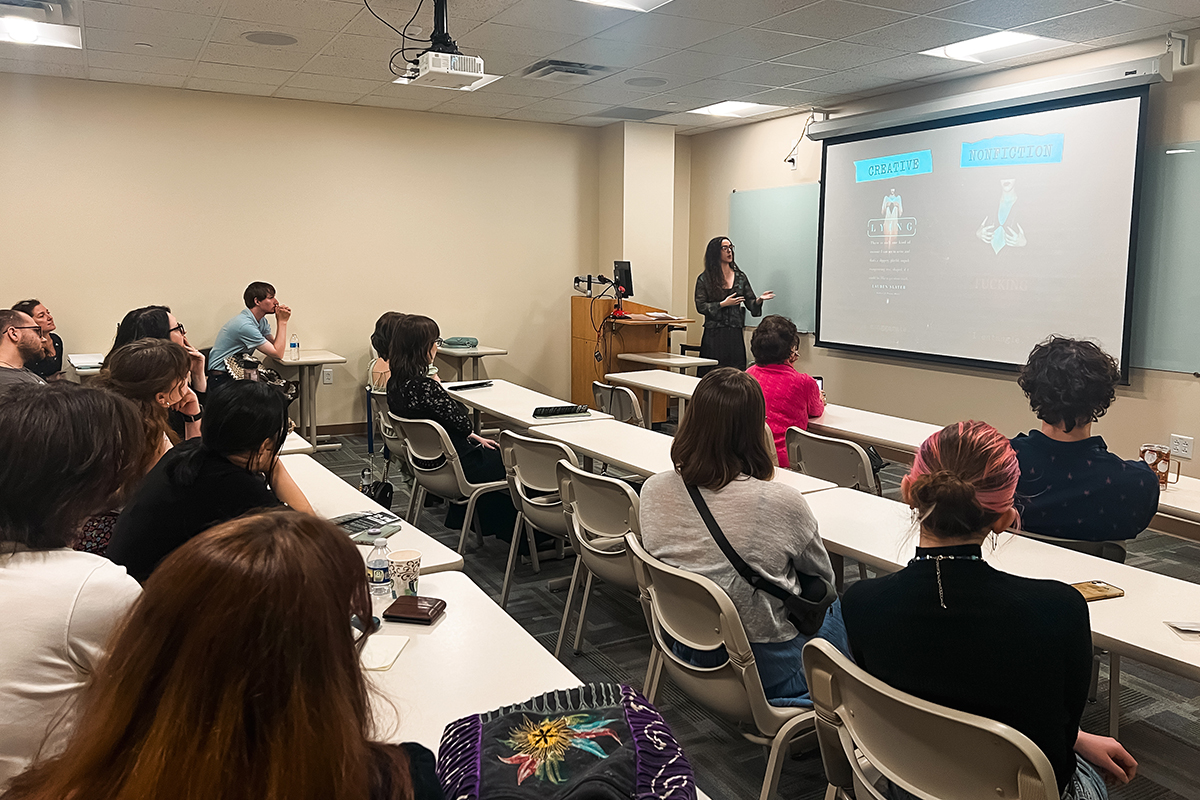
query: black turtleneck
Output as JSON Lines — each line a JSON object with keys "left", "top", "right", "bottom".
{"left": 841, "top": 543, "right": 1092, "bottom": 795}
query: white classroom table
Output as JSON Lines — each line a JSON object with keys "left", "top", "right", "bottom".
{"left": 437, "top": 344, "right": 508, "bottom": 381}
{"left": 281, "top": 454, "right": 464, "bottom": 574}
{"left": 528, "top": 419, "right": 837, "bottom": 495}
{"left": 616, "top": 351, "right": 716, "bottom": 373}
{"left": 445, "top": 378, "right": 611, "bottom": 431}
{"left": 270, "top": 349, "right": 347, "bottom": 452}
{"left": 808, "top": 404, "right": 942, "bottom": 459}
{"left": 67, "top": 352, "right": 103, "bottom": 378}
{"left": 803, "top": 487, "right": 1200, "bottom": 734}
{"left": 604, "top": 369, "right": 699, "bottom": 429}
{"left": 279, "top": 430, "right": 315, "bottom": 455}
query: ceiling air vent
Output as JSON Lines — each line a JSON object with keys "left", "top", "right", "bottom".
{"left": 521, "top": 59, "right": 614, "bottom": 85}
{"left": 592, "top": 107, "right": 669, "bottom": 121}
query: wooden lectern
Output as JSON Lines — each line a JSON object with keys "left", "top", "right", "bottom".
{"left": 570, "top": 295, "right": 694, "bottom": 424}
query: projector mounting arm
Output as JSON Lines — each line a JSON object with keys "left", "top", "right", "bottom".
{"left": 428, "top": 0, "right": 461, "bottom": 55}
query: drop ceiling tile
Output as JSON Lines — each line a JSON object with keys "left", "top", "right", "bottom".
{"left": 356, "top": 93, "right": 445, "bottom": 110}
{"left": 722, "top": 61, "right": 827, "bottom": 87}
{"left": 756, "top": 0, "right": 912, "bottom": 40}
{"left": 545, "top": 37, "right": 675, "bottom": 69}
{"left": 565, "top": 116, "right": 621, "bottom": 127}
{"left": 1084, "top": 23, "right": 1188, "bottom": 48}
{"left": 191, "top": 61, "right": 294, "bottom": 85}
{"left": 1124, "top": 0, "right": 1200, "bottom": 15}
{"left": 743, "top": 86, "right": 831, "bottom": 106}
{"left": 0, "top": 45, "right": 84, "bottom": 65}
{"left": 691, "top": 28, "right": 826, "bottom": 60}
{"left": 490, "top": 0, "right": 635, "bottom": 37}
{"left": 83, "top": 27, "right": 205, "bottom": 60}
{"left": 931, "top": 0, "right": 1105, "bottom": 29}
{"left": 990, "top": 42, "right": 1092, "bottom": 65}
{"left": 0, "top": 57, "right": 86, "bottom": 78}
{"left": 185, "top": 77, "right": 282, "bottom": 95}
{"left": 791, "top": 67, "right": 893, "bottom": 93}
{"left": 621, "top": 92, "right": 713, "bottom": 111}
{"left": 655, "top": 0, "right": 821, "bottom": 27}
{"left": 440, "top": 88, "right": 537, "bottom": 108}
{"left": 853, "top": 52, "right": 965, "bottom": 81}
{"left": 500, "top": 107, "right": 576, "bottom": 122}
{"left": 523, "top": 97, "right": 612, "bottom": 115}
{"left": 286, "top": 71, "right": 387, "bottom": 93}
{"left": 583, "top": 68, "right": 697, "bottom": 94}
{"left": 852, "top": 0, "right": 976, "bottom": 12}
{"left": 852, "top": 79, "right": 925, "bottom": 98}
{"left": 103, "top": 0, "right": 224, "bottom": 14}
{"left": 275, "top": 85, "right": 367, "bottom": 103}
{"left": 207, "top": 18, "right": 333, "bottom": 53}
{"left": 319, "top": 34, "right": 404, "bottom": 62}
{"left": 432, "top": 103, "right": 507, "bottom": 117}
{"left": 82, "top": 2, "right": 215, "bottom": 40}
{"left": 639, "top": 49, "right": 757, "bottom": 78}
{"left": 221, "top": 0, "right": 362, "bottom": 32}
{"left": 87, "top": 50, "right": 194, "bottom": 75}
{"left": 200, "top": 42, "right": 314, "bottom": 70}
{"left": 1017, "top": 4, "right": 1185, "bottom": 42}
{"left": 637, "top": 110, "right": 711, "bottom": 124}
{"left": 774, "top": 41, "right": 902, "bottom": 70}
{"left": 673, "top": 77, "right": 775, "bottom": 100}
{"left": 594, "top": 14, "right": 736, "bottom": 50}
{"left": 459, "top": 49, "right": 540, "bottom": 75}
{"left": 87, "top": 67, "right": 187, "bottom": 87}
{"left": 451, "top": 0, "right": 526, "bottom": 23}
{"left": 456, "top": 23, "right": 584, "bottom": 57}
{"left": 301, "top": 54, "right": 397, "bottom": 80}
{"left": 369, "top": 80, "right": 467, "bottom": 101}
{"left": 479, "top": 75, "right": 573, "bottom": 96}
{"left": 341, "top": 9, "right": 431, "bottom": 38}
{"left": 550, "top": 83, "right": 649, "bottom": 104}
{"left": 845, "top": 16, "right": 995, "bottom": 51}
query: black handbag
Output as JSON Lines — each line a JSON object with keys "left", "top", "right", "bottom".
{"left": 358, "top": 467, "right": 394, "bottom": 510}
{"left": 685, "top": 484, "right": 836, "bottom": 636}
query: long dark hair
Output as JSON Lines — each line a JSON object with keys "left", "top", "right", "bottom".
{"left": 700, "top": 235, "right": 737, "bottom": 301}
{"left": 0, "top": 383, "right": 146, "bottom": 549}
{"left": 387, "top": 315, "right": 439, "bottom": 384}
{"left": 172, "top": 381, "right": 289, "bottom": 486}
{"left": 107, "top": 306, "right": 173, "bottom": 364}
{"left": 371, "top": 311, "right": 406, "bottom": 361}
{"left": 672, "top": 367, "right": 773, "bottom": 491}
{"left": 5, "top": 510, "right": 414, "bottom": 800}
{"left": 95, "top": 339, "right": 191, "bottom": 467}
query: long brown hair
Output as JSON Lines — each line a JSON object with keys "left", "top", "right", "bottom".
{"left": 672, "top": 367, "right": 773, "bottom": 490}
{"left": 387, "top": 314, "right": 440, "bottom": 384}
{"left": 95, "top": 338, "right": 190, "bottom": 467}
{"left": 5, "top": 510, "right": 414, "bottom": 800}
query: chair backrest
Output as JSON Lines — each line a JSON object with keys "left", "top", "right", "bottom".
{"left": 499, "top": 431, "right": 578, "bottom": 538}
{"left": 786, "top": 426, "right": 878, "bottom": 495}
{"left": 556, "top": 460, "right": 641, "bottom": 591}
{"left": 592, "top": 381, "right": 644, "bottom": 426}
{"left": 802, "top": 638, "right": 1060, "bottom": 800}
{"left": 390, "top": 414, "right": 470, "bottom": 501}
{"left": 1015, "top": 530, "right": 1127, "bottom": 563}
{"left": 371, "top": 388, "right": 399, "bottom": 443}
{"left": 625, "top": 533, "right": 804, "bottom": 738}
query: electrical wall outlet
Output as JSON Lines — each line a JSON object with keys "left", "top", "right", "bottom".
{"left": 322, "top": 368, "right": 333, "bottom": 385}
{"left": 1170, "top": 433, "right": 1193, "bottom": 460}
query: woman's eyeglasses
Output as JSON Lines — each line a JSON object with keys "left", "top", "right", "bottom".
{"left": 434, "top": 337, "right": 444, "bottom": 346}
{"left": 169, "top": 323, "right": 186, "bottom": 336}
{"left": 721, "top": 244, "right": 735, "bottom": 252}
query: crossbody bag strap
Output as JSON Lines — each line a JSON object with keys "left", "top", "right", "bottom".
{"left": 684, "top": 484, "right": 792, "bottom": 606}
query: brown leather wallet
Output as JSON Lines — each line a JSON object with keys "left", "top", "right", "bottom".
{"left": 382, "top": 595, "right": 447, "bottom": 625}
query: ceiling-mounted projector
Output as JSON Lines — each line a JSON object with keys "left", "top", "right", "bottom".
{"left": 413, "top": 51, "right": 485, "bottom": 89}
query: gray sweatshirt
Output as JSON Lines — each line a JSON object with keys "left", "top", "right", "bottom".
{"left": 639, "top": 470, "right": 834, "bottom": 643}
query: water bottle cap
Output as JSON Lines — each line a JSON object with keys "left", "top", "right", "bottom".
{"left": 374, "top": 538, "right": 389, "bottom": 548}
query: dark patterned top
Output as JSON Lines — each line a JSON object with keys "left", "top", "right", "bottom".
{"left": 27, "top": 331, "right": 64, "bottom": 379}
{"left": 1011, "top": 430, "right": 1159, "bottom": 542}
{"left": 387, "top": 375, "right": 473, "bottom": 456}
{"left": 694, "top": 270, "right": 763, "bottom": 329}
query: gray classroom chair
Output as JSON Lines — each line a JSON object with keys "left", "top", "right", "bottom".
{"left": 497, "top": 431, "right": 578, "bottom": 610}
{"left": 626, "top": 533, "right": 816, "bottom": 800}
{"left": 785, "top": 426, "right": 879, "bottom": 495}
{"left": 554, "top": 460, "right": 642, "bottom": 659}
{"left": 802, "top": 638, "right": 1060, "bottom": 800}
{"left": 390, "top": 413, "right": 508, "bottom": 554}
{"left": 592, "top": 380, "right": 644, "bottom": 426}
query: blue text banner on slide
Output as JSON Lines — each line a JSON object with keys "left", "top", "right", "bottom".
{"left": 854, "top": 150, "right": 934, "bottom": 183}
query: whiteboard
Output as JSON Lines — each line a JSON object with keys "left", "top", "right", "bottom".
{"left": 728, "top": 183, "right": 820, "bottom": 332}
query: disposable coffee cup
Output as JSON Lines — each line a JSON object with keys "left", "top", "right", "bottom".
{"left": 388, "top": 549, "right": 421, "bottom": 596}
{"left": 1140, "top": 443, "right": 1171, "bottom": 488}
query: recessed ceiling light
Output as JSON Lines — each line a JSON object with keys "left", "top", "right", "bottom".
{"left": 625, "top": 76, "right": 667, "bottom": 88}
{"left": 665, "top": 101, "right": 678, "bottom": 106}
{"left": 0, "top": 16, "right": 81, "bottom": 48}
{"left": 134, "top": 42, "right": 153, "bottom": 48}
{"left": 921, "top": 31, "right": 1068, "bottom": 64}
{"left": 688, "top": 100, "right": 786, "bottom": 118}
{"left": 243, "top": 31, "right": 298, "bottom": 46}
{"left": 571, "top": 0, "right": 674, "bottom": 11}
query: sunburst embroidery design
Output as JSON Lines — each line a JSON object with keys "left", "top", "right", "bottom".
{"left": 499, "top": 714, "right": 621, "bottom": 785}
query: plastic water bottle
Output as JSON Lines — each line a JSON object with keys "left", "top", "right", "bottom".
{"left": 287, "top": 333, "right": 300, "bottom": 362}
{"left": 366, "top": 538, "right": 391, "bottom": 597}
{"left": 359, "top": 467, "right": 372, "bottom": 494}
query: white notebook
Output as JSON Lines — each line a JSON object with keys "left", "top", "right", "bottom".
{"left": 361, "top": 634, "right": 410, "bottom": 670}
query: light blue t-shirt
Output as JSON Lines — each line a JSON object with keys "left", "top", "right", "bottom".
{"left": 208, "top": 308, "right": 272, "bottom": 372}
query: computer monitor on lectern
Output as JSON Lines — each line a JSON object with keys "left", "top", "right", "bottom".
{"left": 613, "top": 261, "right": 633, "bottom": 300}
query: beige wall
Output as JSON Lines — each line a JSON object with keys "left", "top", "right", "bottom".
{"left": 0, "top": 72, "right": 599, "bottom": 427}
{"left": 686, "top": 37, "right": 1200, "bottom": 474}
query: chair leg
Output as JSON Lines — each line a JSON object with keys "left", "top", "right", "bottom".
{"left": 857, "top": 561, "right": 868, "bottom": 581}
{"left": 644, "top": 648, "right": 664, "bottom": 704}
{"left": 554, "top": 557, "right": 584, "bottom": 659}
{"left": 760, "top": 735, "right": 790, "bottom": 800}
{"left": 572, "top": 570, "right": 596, "bottom": 655}
{"left": 527, "top": 525, "right": 541, "bottom": 574}
{"left": 459, "top": 493, "right": 482, "bottom": 555}
{"left": 829, "top": 553, "right": 845, "bottom": 593}
{"left": 499, "top": 514, "right": 524, "bottom": 610}
{"left": 1109, "top": 653, "right": 1121, "bottom": 737}
{"left": 1088, "top": 649, "right": 1101, "bottom": 703}
{"left": 408, "top": 485, "right": 425, "bottom": 526}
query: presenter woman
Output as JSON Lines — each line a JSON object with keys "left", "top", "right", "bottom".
{"left": 694, "top": 237, "right": 774, "bottom": 372}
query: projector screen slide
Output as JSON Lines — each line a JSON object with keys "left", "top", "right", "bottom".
{"left": 817, "top": 89, "right": 1146, "bottom": 372}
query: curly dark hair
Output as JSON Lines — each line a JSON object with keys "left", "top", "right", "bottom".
{"left": 749, "top": 315, "right": 799, "bottom": 365}
{"left": 1017, "top": 336, "right": 1120, "bottom": 433}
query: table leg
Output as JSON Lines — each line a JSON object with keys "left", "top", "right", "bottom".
{"left": 678, "top": 396, "right": 687, "bottom": 424}
{"left": 643, "top": 389, "right": 653, "bottom": 429}
{"left": 471, "top": 357, "right": 480, "bottom": 381}
{"left": 1108, "top": 653, "right": 1120, "bottom": 737}
{"left": 366, "top": 386, "right": 375, "bottom": 455}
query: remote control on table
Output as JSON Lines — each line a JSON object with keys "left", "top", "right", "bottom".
{"left": 532, "top": 404, "right": 591, "bottom": 418}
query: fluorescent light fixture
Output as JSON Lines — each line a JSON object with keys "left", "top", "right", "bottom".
{"left": 0, "top": 16, "right": 81, "bottom": 48}
{"left": 688, "top": 100, "right": 786, "bottom": 118}
{"left": 1165, "top": 148, "right": 1195, "bottom": 154}
{"left": 922, "top": 31, "right": 1067, "bottom": 64}
{"left": 392, "top": 73, "right": 503, "bottom": 91}
{"left": 571, "top": 0, "right": 674, "bottom": 11}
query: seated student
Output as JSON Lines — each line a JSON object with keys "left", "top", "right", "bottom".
{"left": 108, "top": 305, "right": 208, "bottom": 438}
{"left": 9, "top": 300, "right": 63, "bottom": 381}
{"left": 386, "top": 314, "right": 517, "bottom": 542}
{"left": 5, "top": 510, "right": 442, "bottom": 800}
{"left": 0, "top": 383, "right": 145, "bottom": 786}
{"left": 1012, "top": 336, "right": 1158, "bottom": 541}
{"left": 746, "top": 315, "right": 824, "bottom": 468}
{"left": 206, "top": 281, "right": 292, "bottom": 386}
{"left": 842, "top": 421, "right": 1137, "bottom": 800}
{"left": 108, "top": 381, "right": 314, "bottom": 583}
{"left": 76, "top": 339, "right": 194, "bottom": 556}
{"left": 639, "top": 367, "right": 846, "bottom": 706}
{"left": 0, "top": 310, "right": 48, "bottom": 389}
{"left": 370, "top": 311, "right": 405, "bottom": 390}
